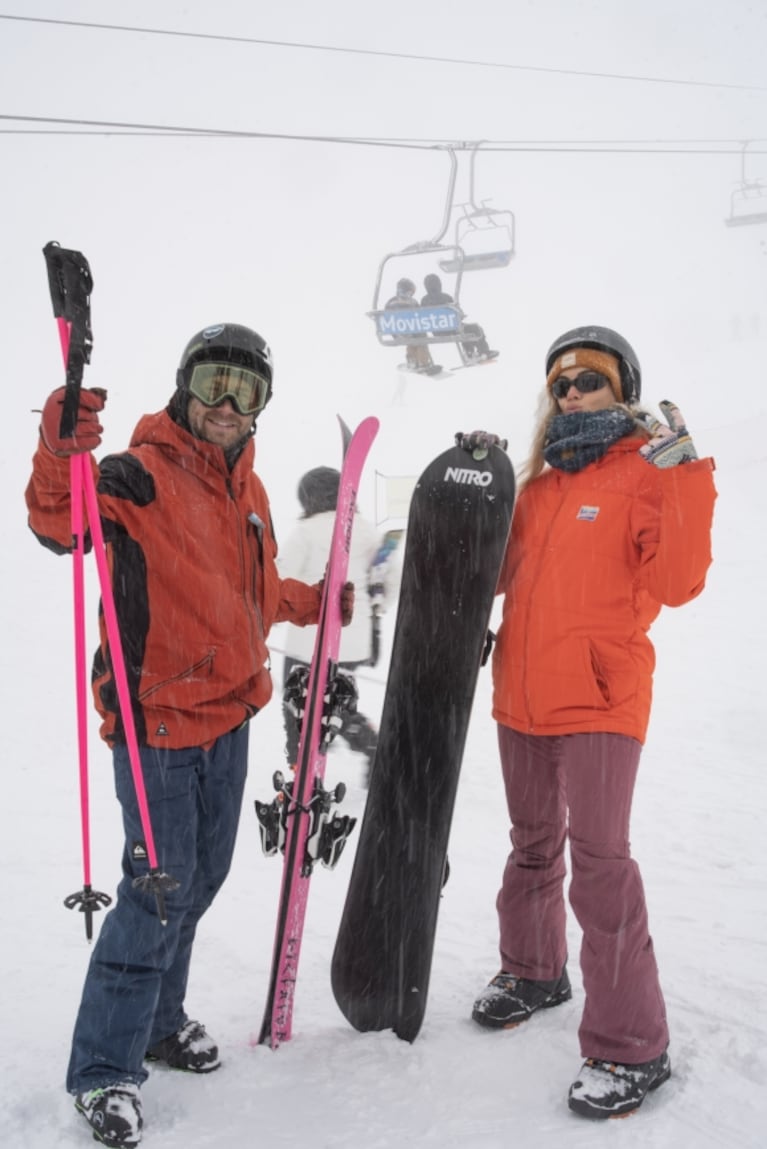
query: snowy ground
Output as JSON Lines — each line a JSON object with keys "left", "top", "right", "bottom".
{"left": 4, "top": 357, "right": 766, "bottom": 1149}
{"left": 3, "top": 4, "right": 766, "bottom": 1142}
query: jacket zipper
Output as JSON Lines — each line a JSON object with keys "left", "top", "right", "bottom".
{"left": 227, "top": 480, "right": 264, "bottom": 667}
{"left": 247, "top": 510, "right": 267, "bottom": 657}
{"left": 521, "top": 481, "right": 566, "bottom": 732}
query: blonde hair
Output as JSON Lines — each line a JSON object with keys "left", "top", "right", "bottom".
{"left": 517, "top": 392, "right": 652, "bottom": 491}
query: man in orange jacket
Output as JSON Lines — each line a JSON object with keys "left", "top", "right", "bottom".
{"left": 26, "top": 323, "right": 353, "bottom": 1147}
{"left": 471, "top": 326, "right": 717, "bottom": 1120}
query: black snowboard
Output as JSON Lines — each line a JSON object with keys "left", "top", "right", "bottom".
{"left": 330, "top": 437, "right": 516, "bottom": 1041}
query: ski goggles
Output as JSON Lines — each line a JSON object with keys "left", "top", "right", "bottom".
{"left": 188, "top": 362, "right": 270, "bottom": 416}
{"left": 550, "top": 370, "right": 611, "bottom": 400}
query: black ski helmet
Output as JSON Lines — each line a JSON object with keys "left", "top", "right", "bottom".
{"left": 297, "top": 467, "right": 340, "bottom": 517}
{"left": 176, "top": 323, "right": 273, "bottom": 408}
{"left": 545, "top": 325, "right": 641, "bottom": 404}
{"left": 396, "top": 278, "right": 416, "bottom": 296}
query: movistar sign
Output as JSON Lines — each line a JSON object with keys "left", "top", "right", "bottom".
{"left": 377, "top": 307, "right": 461, "bottom": 336}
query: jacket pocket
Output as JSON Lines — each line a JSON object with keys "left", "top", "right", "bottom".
{"left": 588, "top": 642, "right": 611, "bottom": 705}
{"left": 137, "top": 652, "right": 216, "bottom": 703}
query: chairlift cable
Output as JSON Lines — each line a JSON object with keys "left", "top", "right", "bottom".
{"left": 1, "top": 115, "right": 766, "bottom": 155}
{"left": 2, "top": 14, "right": 766, "bottom": 95}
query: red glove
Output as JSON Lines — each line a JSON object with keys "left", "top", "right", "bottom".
{"left": 40, "top": 386, "right": 106, "bottom": 456}
{"left": 314, "top": 576, "right": 355, "bottom": 626}
{"left": 341, "top": 581, "right": 355, "bottom": 626}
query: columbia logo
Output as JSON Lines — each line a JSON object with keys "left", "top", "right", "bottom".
{"left": 444, "top": 466, "right": 493, "bottom": 487}
{"left": 577, "top": 505, "right": 600, "bottom": 521}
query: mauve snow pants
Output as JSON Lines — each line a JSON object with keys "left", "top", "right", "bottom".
{"left": 495, "top": 725, "right": 669, "bottom": 1063}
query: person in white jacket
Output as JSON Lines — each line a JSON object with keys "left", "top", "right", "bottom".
{"left": 277, "top": 466, "right": 399, "bottom": 782}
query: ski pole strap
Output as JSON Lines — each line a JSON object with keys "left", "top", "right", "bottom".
{"left": 42, "top": 241, "right": 94, "bottom": 439}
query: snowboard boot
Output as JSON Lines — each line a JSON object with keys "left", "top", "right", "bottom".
{"left": 360, "top": 750, "right": 376, "bottom": 788}
{"left": 472, "top": 968, "right": 572, "bottom": 1028}
{"left": 145, "top": 1019, "right": 221, "bottom": 1073}
{"left": 342, "top": 714, "right": 378, "bottom": 786}
{"left": 74, "top": 1082, "right": 143, "bottom": 1147}
{"left": 568, "top": 1049, "right": 671, "bottom": 1119}
{"left": 406, "top": 346, "right": 442, "bottom": 375}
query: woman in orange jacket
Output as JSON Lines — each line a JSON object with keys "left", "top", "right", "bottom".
{"left": 472, "top": 326, "right": 717, "bottom": 1119}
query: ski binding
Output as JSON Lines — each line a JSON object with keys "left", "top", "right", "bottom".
{"left": 255, "top": 771, "right": 356, "bottom": 873}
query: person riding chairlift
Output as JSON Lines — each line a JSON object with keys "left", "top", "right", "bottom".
{"left": 384, "top": 278, "right": 440, "bottom": 374}
{"left": 421, "top": 273, "right": 498, "bottom": 362}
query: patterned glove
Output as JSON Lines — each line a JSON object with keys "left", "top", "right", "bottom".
{"left": 40, "top": 386, "right": 106, "bottom": 456}
{"left": 637, "top": 401, "right": 698, "bottom": 468}
{"left": 455, "top": 430, "right": 508, "bottom": 455}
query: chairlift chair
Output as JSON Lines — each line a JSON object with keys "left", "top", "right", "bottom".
{"left": 367, "top": 145, "right": 511, "bottom": 369}
{"left": 725, "top": 181, "right": 767, "bottom": 228}
{"left": 368, "top": 245, "right": 484, "bottom": 359}
{"left": 439, "top": 204, "right": 516, "bottom": 273}
{"left": 725, "top": 142, "right": 767, "bottom": 228}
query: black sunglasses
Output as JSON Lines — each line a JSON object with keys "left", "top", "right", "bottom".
{"left": 551, "top": 371, "right": 612, "bottom": 400}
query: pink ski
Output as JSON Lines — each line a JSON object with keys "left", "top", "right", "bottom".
{"left": 256, "top": 415, "right": 379, "bottom": 1047}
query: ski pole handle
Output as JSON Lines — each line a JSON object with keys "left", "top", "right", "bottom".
{"left": 43, "top": 242, "right": 93, "bottom": 439}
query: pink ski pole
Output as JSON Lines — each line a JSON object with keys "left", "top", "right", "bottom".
{"left": 60, "top": 373, "right": 112, "bottom": 939}
{"left": 44, "top": 243, "right": 178, "bottom": 927}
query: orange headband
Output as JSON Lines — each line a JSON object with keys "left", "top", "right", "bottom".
{"left": 546, "top": 348, "right": 623, "bottom": 402}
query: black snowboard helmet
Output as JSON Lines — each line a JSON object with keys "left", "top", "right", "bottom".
{"left": 298, "top": 467, "right": 340, "bottom": 517}
{"left": 176, "top": 323, "right": 273, "bottom": 412}
{"left": 545, "top": 325, "right": 641, "bottom": 404}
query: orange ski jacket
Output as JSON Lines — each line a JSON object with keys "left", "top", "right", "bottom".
{"left": 492, "top": 438, "right": 717, "bottom": 744}
{"left": 26, "top": 409, "right": 321, "bottom": 750}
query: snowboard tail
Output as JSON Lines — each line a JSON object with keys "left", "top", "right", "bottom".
{"left": 331, "top": 437, "right": 516, "bottom": 1041}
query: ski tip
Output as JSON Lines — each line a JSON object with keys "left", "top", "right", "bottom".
{"left": 337, "top": 414, "right": 380, "bottom": 446}
{"left": 337, "top": 415, "right": 353, "bottom": 458}
{"left": 338, "top": 414, "right": 380, "bottom": 457}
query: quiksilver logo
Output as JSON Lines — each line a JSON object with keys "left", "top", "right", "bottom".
{"left": 444, "top": 466, "right": 493, "bottom": 487}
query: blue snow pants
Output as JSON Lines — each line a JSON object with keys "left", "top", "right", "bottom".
{"left": 66, "top": 724, "right": 249, "bottom": 1093}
